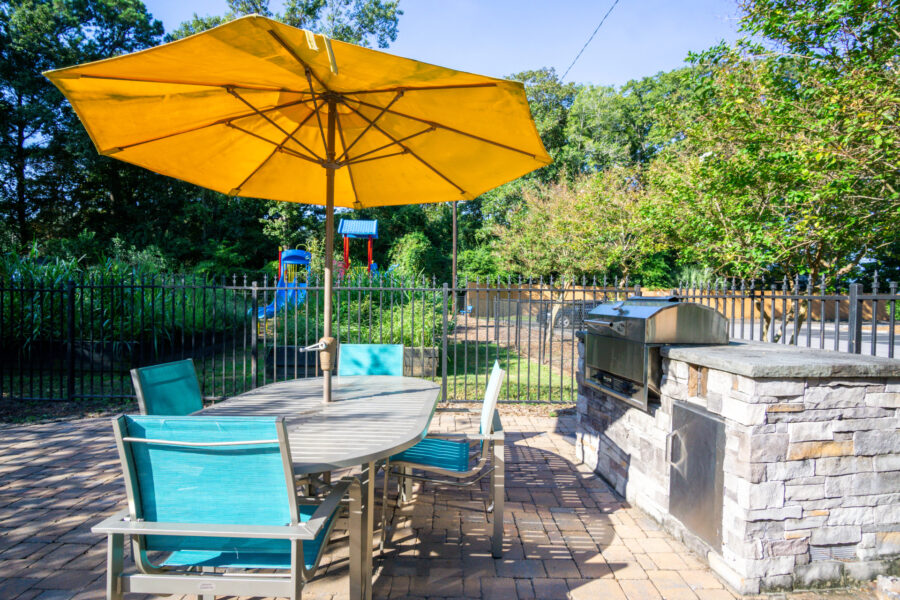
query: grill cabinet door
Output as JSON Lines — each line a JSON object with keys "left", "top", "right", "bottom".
{"left": 668, "top": 401, "right": 725, "bottom": 551}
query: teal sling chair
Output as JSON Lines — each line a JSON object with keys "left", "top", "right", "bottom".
{"left": 383, "top": 361, "right": 506, "bottom": 557}
{"left": 337, "top": 343, "right": 404, "bottom": 377}
{"left": 130, "top": 359, "right": 203, "bottom": 416}
{"left": 295, "top": 344, "right": 405, "bottom": 498}
{"left": 92, "top": 415, "right": 365, "bottom": 600}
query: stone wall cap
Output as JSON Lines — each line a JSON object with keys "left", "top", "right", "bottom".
{"left": 661, "top": 341, "right": 900, "bottom": 378}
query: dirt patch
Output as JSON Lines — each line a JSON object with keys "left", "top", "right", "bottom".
{"left": 0, "top": 397, "right": 137, "bottom": 425}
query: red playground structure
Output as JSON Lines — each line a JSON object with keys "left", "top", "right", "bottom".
{"left": 337, "top": 219, "right": 378, "bottom": 272}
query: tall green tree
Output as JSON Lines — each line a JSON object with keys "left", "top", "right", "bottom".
{"left": 494, "top": 167, "right": 659, "bottom": 280}
{"left": 171, "top": 0, "right": 401, "bottom": 47}
{"left": 648, "top": 0, "right": 900, "bottom": 283}
{"left": 0, "top": 0, "right": 163, "bottom": 247}
{"left": 565, "top": 70, "right": 685, "bottom": 171}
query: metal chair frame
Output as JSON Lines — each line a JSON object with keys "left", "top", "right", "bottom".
{"left": 93, "top": 415, "right": 365, "bottom": 600}
{"left": 382, "top": 363, "right": 505, "bottom": 557}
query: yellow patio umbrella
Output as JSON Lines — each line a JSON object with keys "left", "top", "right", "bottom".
{"left": 44, "top": 14, "right": 551, "bottom": 402}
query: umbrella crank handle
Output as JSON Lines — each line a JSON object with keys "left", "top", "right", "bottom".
{"left": 300, "top": 341, "right": 327, "bottom": 352}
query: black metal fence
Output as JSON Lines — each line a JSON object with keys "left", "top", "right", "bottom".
{"left": 1, "top": 274, "right": 898, "bottom": 406}
{"left": 676, "top": 275, "right": 898, "bottom": 357}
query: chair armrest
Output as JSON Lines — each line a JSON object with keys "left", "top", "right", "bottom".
{"left": 426, "top": 427, "right": 503, "bottom": 443}
{"left": 304, "top": 478, "right": 352, "bottom": 537}
{"left": 426, "top": 432, "right": 477, "bottom": 442}
{"left": 92, "top": 480, "right": 356, "bottom": 540}
{"left": 92, "top": 509, "right": 131, "bottom": 533}
{"left": 93, "top": 515, "right": 322, "bottom": 540}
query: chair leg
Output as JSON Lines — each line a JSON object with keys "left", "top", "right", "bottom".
{"left": 106, "top": 533, "right": 124, "bottom": 600}
{"left": 491, "top": 438, "right": 505, "bottom": 558}
{"left": 201, "top": 566, "right": 215, "bottom": 600}
{"left": 380, "top": 459, "right": 389, "bottom": 553}
{"left": 290, "top": 540, "right": 303, "bottom": 600}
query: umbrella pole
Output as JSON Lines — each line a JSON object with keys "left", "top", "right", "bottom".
{"left": 322, "top": 98, "right": 337, "bottom": 402}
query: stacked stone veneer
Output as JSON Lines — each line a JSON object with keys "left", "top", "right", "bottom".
{"left": 575, "top": 340, "right": 900, "bottom": 594}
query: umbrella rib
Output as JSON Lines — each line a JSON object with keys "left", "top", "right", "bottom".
{"left": 334, "top": 114, "right": 362, "bottom": 207}
{"left": 344, "top": 149, "right": 407, "bottom": 166}
{"left": 340, "top": 126, "right": 434, "bottom": 165}
{"left": 75, "top": 73, "right": 315, "bottom": 95}
{"left": 341, "top": 101, "right": 468, "bottom": 196}
{"left": 341, "top": 82, "right": 499, "bottom": 95}
{"left": 226, "top": 121, "right": 322, "bottom": 165}
{"left": 101, "top": 97, "right": 313, "bottom": 155}
{"left": 267, "top": 29, "right": 330, "bottom": 93}
{"left": 227, "top": 88, "right": 324, "bottom": 161}
{"left": 337, "top": 91, "right": 403, "bottom": 163}
{"left": 230, "top": 120, "right": 308, "bottom": 194}
{"left": 305, "top": 69, "right": 329, "bottom": 156}
{"left": 347, "top": 96, "right": 543, "bottom": 160}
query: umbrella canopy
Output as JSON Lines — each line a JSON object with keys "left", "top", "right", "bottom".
{"left": 44, "top": 14, "right": 551, "bottom": 401}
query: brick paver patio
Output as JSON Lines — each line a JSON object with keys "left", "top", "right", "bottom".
{"left": 0, "top": 408, "right": 875, "bottom": 600}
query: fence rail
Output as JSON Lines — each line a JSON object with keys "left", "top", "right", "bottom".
{"left": 1, "top": 275, "right": 898, "bottom": 406}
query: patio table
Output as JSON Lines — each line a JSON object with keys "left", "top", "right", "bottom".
{"left": 199, "top": 375, "right": 442, "bottom": 600}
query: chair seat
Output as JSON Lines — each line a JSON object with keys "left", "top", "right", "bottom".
{"left": 161, "top": 504, "right": 332, "bottom": 571}
{"left": 390, "top": 437, "right": 469, "bottom": 472}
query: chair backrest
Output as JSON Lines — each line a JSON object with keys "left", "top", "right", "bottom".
{"left": 337, "top": 343, "right": 404, "bottom": 377}
{"left": 131, "top": 359, "right": 203, "bottom": 416}
{"left": 480, "top": 361, "right": 504, "bottom": 435}
{"left": 114, "top": 415, "right": 295, "bottom": 554}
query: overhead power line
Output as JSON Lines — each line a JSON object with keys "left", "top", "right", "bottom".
{"left": 561, "top": 0, "right": 622, "bottom": 80}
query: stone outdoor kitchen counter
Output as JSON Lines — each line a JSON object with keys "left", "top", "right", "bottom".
{"left": 576, "top": 339, "right": 900, "bottom": 595}
{"left": 663, "top": 341, "right": 900, "bottom": 379}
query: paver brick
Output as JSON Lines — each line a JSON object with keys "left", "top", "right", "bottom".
{"left": 567, "top": 578, "right": 628, "bottom": 600}
{"left": 2, "top": 410, "right": 850, "bottom": 600}
{"left": 530, "top": 577, "right": 569, "bottom": 600}
{"left": 619, "top": 578, "right": 663, "bottom": 600}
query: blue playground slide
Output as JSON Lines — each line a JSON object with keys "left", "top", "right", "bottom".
{"left": 257, "top": 276, "right": 306, "bottom": 320}
{"left": 255, "top": 249, "right": 312, "bottom": 320}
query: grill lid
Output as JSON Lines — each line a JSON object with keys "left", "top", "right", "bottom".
{"left": 587, "top": 296, "right": 680, "bottom": 320}
{"left": 585, "top": 296, "right": 728, "bottom": 345}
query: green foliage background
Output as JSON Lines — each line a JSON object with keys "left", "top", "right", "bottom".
{"left": 1, "top": 0, "right": 897, "bottom": 289}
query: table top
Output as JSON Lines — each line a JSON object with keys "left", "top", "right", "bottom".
{"left": 200, "top": 376, "right": 441, "bottom": 473}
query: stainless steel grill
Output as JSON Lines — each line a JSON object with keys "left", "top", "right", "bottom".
{"left": 581, "top": 296, "right": 728, "bottom": 410}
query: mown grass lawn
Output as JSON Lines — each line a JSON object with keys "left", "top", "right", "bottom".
{"left": 435, "top": 341, "right": 575, "bottom": 404}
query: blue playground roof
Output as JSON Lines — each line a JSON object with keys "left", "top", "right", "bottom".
{"left": 338, "top": 219, "right": 378, "bottom": 239}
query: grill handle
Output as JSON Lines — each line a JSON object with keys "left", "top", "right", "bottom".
{"left": 590, "top": 320, "right": 627, "bottom": 336}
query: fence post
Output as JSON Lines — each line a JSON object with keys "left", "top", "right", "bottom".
{"left": 66, "top": 280, "right": 76, "bottom": 402}
{"left": 251, "top": 281, "right": 258, "bottom": 387}
{"left": 634, "top": 284, "right": 642, "bottom": 297}
{"left": 848, "top": 283, "right": 862, "bottom": 354}
{"left": 441, "top": 283, "right": 449, "bottom": 403}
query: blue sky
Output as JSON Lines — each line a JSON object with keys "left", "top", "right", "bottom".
{"left": 143, "top": 0, "right": 743, "bottom": 87}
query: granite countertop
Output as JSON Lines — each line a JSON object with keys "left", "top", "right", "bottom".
{"left": 662, "top": 341, "right": 900, "bottom": 378}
